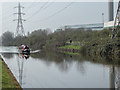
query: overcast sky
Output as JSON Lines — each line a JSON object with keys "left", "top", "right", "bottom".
{"left": 0, "top": 0, "right": 119, "bottom": 36}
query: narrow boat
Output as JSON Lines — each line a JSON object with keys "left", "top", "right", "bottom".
{"left": 19, "top": 44, "right": 30, "bottom": 54}
{"left": 22, "top": 48, "right": 30, "bottom": 54}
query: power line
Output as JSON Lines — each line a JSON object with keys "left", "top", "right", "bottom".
{"left": 3, "top": 2, "right": 74, "bottom": 33}
{"left": 14, "top": 3, "right": 26, "bottom": 36}
{"left": 41, "top": 0, "right": 54, "bottom": 9}
{"left": 26, "top": 1, "right": 36, "bottom": 10}
{"left": 26, "top": 0, "right": 50, "bottom": 20}
{"left": 35, "top": 2, "right": 74, "bottom": 22}
{"left": 3, "top": 2, "right": 50, "bottom": 30}
{"left": 24, "top": 0, "right": 38, "bottom": 13}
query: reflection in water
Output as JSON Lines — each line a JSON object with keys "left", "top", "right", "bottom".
{"left": 57, "top": 59, "right": 72, "bottom": 72}
{"left": 116, "top": 67, "right": 120, "bottom": 89}
{"left": 31, "top": 50, "right": 120, "bottom": 88}
{"left": 110, "top": 65, "right": 115, "bottom": 89}
{"left": 2, "top": 53, "right": 13, "bottom": 59}
{"left": 17, "top": 53, "right": 30, "bottom": 87}
{"left": 2, "top": 46, "right": 120, "bottom": 88}
{"left": 76, "top": 62, "right": 85, "bottom": 75}
{"left": 109, "top": 65, "right": 120, "bottom": 89}
{"left": 31, "top": 50, "right": 85, "bottom": 73}
{"left": 21, "top": 53, "right": 30, "bottom": 60}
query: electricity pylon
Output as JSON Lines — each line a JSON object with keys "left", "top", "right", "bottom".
{"left": 112, "top": 0, "right": 120, "bottom": 38}
{"left": 14, "top": 3, "right": 26, "bottom": 36}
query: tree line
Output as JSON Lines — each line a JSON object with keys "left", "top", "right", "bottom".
{"left": 1, "top": 28, "right": 112, "bottom": 50}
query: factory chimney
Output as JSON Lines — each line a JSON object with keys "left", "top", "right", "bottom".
{"left": 108, "top": 0, "right": 114, "bottom": 21}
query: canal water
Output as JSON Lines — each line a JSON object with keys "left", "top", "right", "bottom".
{"left": 0, "top": 46, "right": 120, "bottom": 88}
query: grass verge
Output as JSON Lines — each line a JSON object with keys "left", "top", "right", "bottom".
{"left": 0, "top": 57, "right": 21, "bottom": 89}
{"left": 59, "top": 45, "right": 81, "bottom": 49}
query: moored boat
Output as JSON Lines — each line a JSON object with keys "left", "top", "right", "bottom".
{"left": 19, "top": 44, "right": 30, "bottom": 54}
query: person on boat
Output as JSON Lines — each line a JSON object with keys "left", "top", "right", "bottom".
{"left": 24, "top": 45, "right": 29, "bottom": 50}
{"left": 21, "top": 44, "right": 25, "bottom": 47}
{"left": 20, "top": 44, "right": 25, "bottom": 50}
{"left": 19, "top": 44, "right": 24, "bottom": 49}
{"left": 22, "top": 45, "right": 25, "bottom": 51}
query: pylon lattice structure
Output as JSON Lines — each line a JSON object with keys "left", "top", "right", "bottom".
{"left": 14, "top": 3, "right": 26, "bottom": 36}
{"left": 112, "top": 0, "right": 120, "bottom": 38}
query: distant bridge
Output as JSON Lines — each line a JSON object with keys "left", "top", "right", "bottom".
{"left": 65, "top": 23, "right": 104, "bottom": 30}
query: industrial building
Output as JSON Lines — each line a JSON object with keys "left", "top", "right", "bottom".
{"left": 104, "top": 0, "right": 120, "bottom": 29}
{"left": 65, "top": 0, "right": 119, "bottom": 30}
{"left": 65, "top": 23, "right": 104, "bottom": 30}
{"left": 104, "top": 20, "right": 119, "bottom": 29}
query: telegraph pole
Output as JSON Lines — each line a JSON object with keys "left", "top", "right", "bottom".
{"left": 14, "top": 3, "right": 26, "bottom": 36}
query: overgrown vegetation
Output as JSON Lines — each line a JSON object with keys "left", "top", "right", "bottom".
{"left": 59, "top": 45, "right": 81, "bottom": 49}
{"left": 2, "top": 27, "right": 120, "bottom": 57}
{"left": 2, "top": 29, "right": 48, "bottom": 50}
{"left": 1, "top": 59, "right": 20, "bottom": 88}
{"left": 2, "top": 27, "right": 120, "bottom": 61}
{"left": 1, "top": 28, "right": 112, "bottom": 50}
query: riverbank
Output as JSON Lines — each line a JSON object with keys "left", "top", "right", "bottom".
{"left": 57, "top": 47, "right": 81, "bottom": 53}
{"left": 57, "top": 36, "right": 120, "bottom": 62}
{"left": 80, "top": 37, "right": 120, "bottom": 61}
{"left": 0, "top": 56, "right": 21, "bottom": 89}
{"left": 2, "top": 28, "right": 120, "bottom": 61}
{"left": 57, "top": 42, "right": 82, "bottom": 53}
